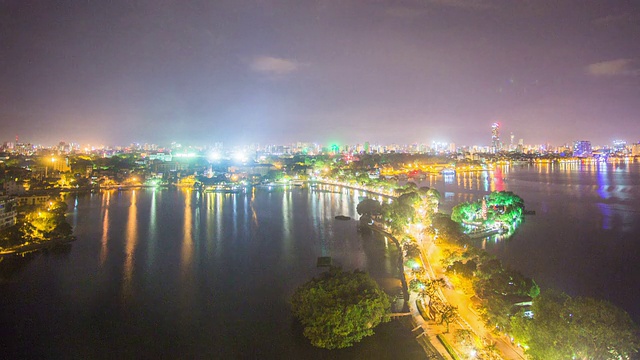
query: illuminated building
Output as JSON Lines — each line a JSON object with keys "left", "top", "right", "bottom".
{"left": 0, "top": 196, "right": 17, "bottom": 230}
{"left": 491, "top": 123, "right": 501, "bottom": 152}
{"left": 573, "top": 140, "right": 592, "bottom": 157}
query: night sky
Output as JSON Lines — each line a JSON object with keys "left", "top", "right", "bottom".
{"left": 1, "top": 0, "right": 639, "bottom": 147}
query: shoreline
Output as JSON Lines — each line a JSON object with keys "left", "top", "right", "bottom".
{"left": 0, "top": 236, "right": 76, "bottom": 256}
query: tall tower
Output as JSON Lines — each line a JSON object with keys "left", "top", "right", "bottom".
{"left": 491, "top": 123, "right": 501, "bottom": 151}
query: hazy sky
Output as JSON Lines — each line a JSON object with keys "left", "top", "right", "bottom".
{"left": 1, "top": 0, "right": 639, "bottom": 147}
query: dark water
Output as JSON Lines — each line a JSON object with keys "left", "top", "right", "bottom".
{"left": 430, "top": 160, "right": 640, "bottom": 324}
{"left": 0, "top": 187, "right": 425, "bottom": 359}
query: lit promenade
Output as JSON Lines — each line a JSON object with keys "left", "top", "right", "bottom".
{"left": 419, "top": 239, "right": 527, "bottom": 360}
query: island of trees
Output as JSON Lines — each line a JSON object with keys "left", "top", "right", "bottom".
{"left": 451, "top": 190, "right": 525, "bottom": 238}
{"left": 290, "top": 267, "right": 390, "bottom": 349}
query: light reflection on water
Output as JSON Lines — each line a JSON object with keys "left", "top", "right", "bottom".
{"left": 100, "top": 190, "right": 110, "bottom": 265}
{"left": 147, "top": 189, "right": 157, "bottom": 269}
{"left": 0, "top": 186, "right": 422, "bottom": 358}
{"left": 122, "top": 189, "right": 138, "bottom": 302}
{"left": 180, "top": 189, "right": 193, "bottom": 275}
{"left": 4, "top": 163, "right": 639, "bottom": 357}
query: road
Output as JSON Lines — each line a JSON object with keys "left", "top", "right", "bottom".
{"left": 418, "top": 239, "right": 527, "bottom": 360}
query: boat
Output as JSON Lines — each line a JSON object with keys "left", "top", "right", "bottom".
{"left": 440, "top": 169, "right": 456, "bottom": 175}
{"left": 334, "top": 215, "right": 351, "bottom": 221}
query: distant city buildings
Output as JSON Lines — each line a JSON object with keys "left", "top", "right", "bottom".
{"left": 1, "top": 133, "right": 639, "bottom": 160}
{"left": 573, "top": 140, "right": 592, "bottom": 157}
{"left": 613, "top": 140, "right": 628, "bottom": 155}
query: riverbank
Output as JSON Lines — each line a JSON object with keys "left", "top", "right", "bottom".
{"left": 0, "top": 236, "right": 76, "bottom": 256}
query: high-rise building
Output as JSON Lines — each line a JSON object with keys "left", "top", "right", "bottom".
{"left": 491, "top": 123, "right": 501, "bottom": 151}
{"left": 573, "top": 140, "right": 592, "bottom": 157}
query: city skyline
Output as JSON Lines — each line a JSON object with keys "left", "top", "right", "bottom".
{"left": 1, "top": 1, "right": 639, "bottom": 146}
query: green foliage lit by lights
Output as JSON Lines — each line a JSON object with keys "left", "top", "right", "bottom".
{"left": 291, "top": 267, "right": 390, "bottom": 349}
{"left": 511, "top": 291, "right": 639, "bottom": 360}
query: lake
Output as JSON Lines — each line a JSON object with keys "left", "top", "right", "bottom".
{"left": 0, "top": 186, "right": 425, "bottom": 359}
{"left": 430, "top": 159, "right": 640, "bottom": 324}
{"left": 3, "top": 159, "right": 639, "bottom": 358}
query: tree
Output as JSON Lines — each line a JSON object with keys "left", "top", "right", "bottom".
{"left": 438, "top": 304, "right": 459, "bottom": 333}
{"left": 511, "top": 291, "right": 639, "bottom": 360}
{"left": 382, "top": 202, "right": 415, "bottom": 234}
{"left": 290, "top": 267, "right": 390, "bottom": 349}
{"left": 426, "top": 188, "right": 441, "bottom": 201}
{"left": 420, "top": 278, "right": 445, "bottom": 307}
{"left": 566, "top": 297, "right": 639, "bottom": 359}
{"left": 356, "top": 198, "right": 382, "bottom": 216}
{"left": 397, "top": 191, "right": 421, "bottom": 207}
{"left": 451, "top": 202, "right": 477, "bottom": 223}
{"left": 20, "top": 200, "right": 72, "bottom": 241}
{"left": 409, "top": 278, "right": 425, "bottom": 292}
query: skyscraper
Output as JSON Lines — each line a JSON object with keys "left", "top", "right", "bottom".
{"left": 491, "top": 123, "right": 501, "bottom": 151}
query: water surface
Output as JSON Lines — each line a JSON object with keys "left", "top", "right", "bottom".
{"left": 0, "top": 187, "right": 424, "bottom": 359}
{"left": 429, "top": 160, "right": 640, "bottom": 323}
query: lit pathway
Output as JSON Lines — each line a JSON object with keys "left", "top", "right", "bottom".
{"left": 407, "top": 292, "right": 454, "bottom": 360}
{"left": 420, "top": 240, "right": 527, "bottom": 360}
